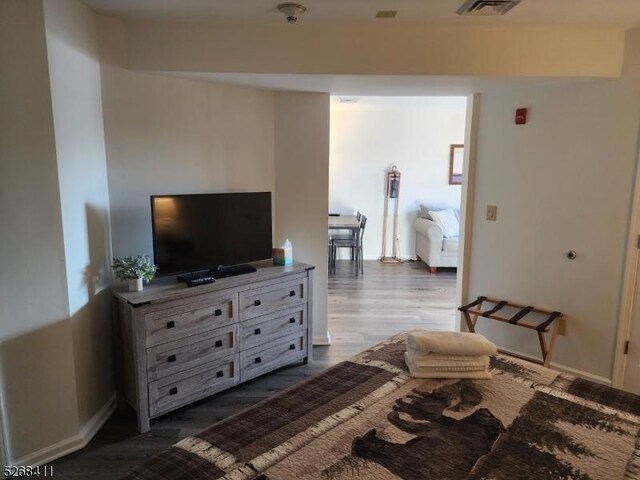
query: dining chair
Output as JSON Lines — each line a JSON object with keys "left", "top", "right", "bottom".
{"left": 356, "top": 215, "right": 367, "bottom": 274}
{"left": 328, "top": 234, "right": 335, "bottom": 274}
{"left": 331, "top": 214, "right": 367, "bottom": 275}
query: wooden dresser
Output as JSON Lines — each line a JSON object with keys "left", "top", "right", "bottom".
{"left": 112, "top": 261, "right": 314, "bottom": 432}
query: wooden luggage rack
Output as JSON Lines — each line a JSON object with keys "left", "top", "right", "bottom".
{"left": 458, "top": 296, "right": 563, "bottom": 368}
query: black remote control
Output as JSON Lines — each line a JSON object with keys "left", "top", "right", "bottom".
{"left": 186, "top": 276, "right": 215, "bottom": 287}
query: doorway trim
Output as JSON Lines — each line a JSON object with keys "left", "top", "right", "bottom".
{"left": 455, "top": 94, "right": 480, "bottom": 332}
{"left": 0, "top": 388, "right": 9, "bottom": 473}
{"left": 612, "top": 141, "right": 640, "bottom": 388}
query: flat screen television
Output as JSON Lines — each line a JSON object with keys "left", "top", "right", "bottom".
{"left": 151, "top": 192, "right": 272, "bottom": 278}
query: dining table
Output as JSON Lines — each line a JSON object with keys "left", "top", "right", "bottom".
{"left": 328, "top": 214, "right": 361, "bottom": 233}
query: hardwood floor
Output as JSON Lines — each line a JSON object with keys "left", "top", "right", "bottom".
{"left": 329, "top": 259, "right": 457, "bottom": 352}
{"left": 47, "top": 260, "right": 456, "bottom": 479}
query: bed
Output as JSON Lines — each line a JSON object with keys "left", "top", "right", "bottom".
{"left": 123, "top": 334, "right": 640, "bottom": 480}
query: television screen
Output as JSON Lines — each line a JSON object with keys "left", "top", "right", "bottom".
{"left": 151, "top": 192, "right": 272, "bottom": 277}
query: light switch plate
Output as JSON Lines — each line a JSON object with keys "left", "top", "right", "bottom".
{"left": 486, "top": 205, "right": 497, "bottom": 221}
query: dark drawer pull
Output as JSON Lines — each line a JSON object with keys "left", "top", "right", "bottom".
{"left": 289, "top": 317, "right": 296, "bottom": 324}
{"left": 254, "top": 299, "right": 261, "bottom": 306}
{"left": 214, "top": 309, "right": 222, "bottom": 316}
{"left": 289, "top": 344, "right": 296, "bottom": 350}
{"left": 254, "top": 328, "right": 261, "bottom": 335}
{"left": 215, "top": 340, "right": 223, "bottom": 347}
{"left": 166, "top": 321, "right": 175, "bottom": 329}
{"left": 289, "top": 290, "right": 296, "bottom": 297}
{"left": 216, "top": 370, "right": 224, "bottom": 378}
{"left": 169, "top": 387, "right": 178, "bottom": 395}
{"left": 254, "top": 357, "right": 262, "bottom": 364}
{"left": 167, "top": 354, "right": 176, "bottom": 363}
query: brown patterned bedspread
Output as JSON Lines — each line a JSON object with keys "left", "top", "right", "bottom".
{"left": 124, "top": 334, "right": 640, "bottom": 480}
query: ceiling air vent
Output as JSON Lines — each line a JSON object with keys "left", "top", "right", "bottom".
{"left": 457, "top": 0, "right": 521, "bottom": 16}
{"left": 376, "top": 10, "right": 398, "bottom": 19}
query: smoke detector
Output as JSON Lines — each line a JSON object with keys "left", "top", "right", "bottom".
{"left": 278, "top": 3, "right": 307, "bottom": 23}
{"left": 457, "top": 0, "right": 521, "bottom": 16}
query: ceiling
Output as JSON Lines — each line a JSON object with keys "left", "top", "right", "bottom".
{"left": 82, "top": 0, "right": 640, "bottom": 27}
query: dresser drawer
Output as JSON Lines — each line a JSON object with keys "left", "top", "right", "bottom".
{"left": 239, "top": 306, "right": 306, "bottom": 350}
{"left": 144, "top": 293, "right": 237, "bottom": 347}
{"left": 239, "top": 277, "right": 307, "bottom": 321}
{"left": 148, "top": 354, "right": 239, "bottom": 417}
{"left": 240, "top": 332, "right": 307, "bottom": 382}
{"left": 146, "top": 324, "right": 238, "bottom": 381}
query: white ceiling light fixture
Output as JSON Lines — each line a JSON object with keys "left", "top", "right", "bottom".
{"left": 457, "top": 0, "right": 522, "bottom": 16}
{"left": 277, "top": 3, "right": 307, "bottom": 23}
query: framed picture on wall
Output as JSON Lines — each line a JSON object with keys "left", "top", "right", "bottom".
{"left": 449, "top": 144, "right": 464, "bottom": 185}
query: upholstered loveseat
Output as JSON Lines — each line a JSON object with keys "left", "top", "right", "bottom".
{"left": 413, "top": 206, "right": 459, "bottom": 273}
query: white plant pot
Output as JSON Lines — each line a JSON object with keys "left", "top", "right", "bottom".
{"left": 128, "top": 278, "right": 143, "bottom": 292}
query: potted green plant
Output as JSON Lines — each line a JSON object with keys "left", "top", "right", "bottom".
{"left": 112, "top": 255, "right": 158, "bottom": 292}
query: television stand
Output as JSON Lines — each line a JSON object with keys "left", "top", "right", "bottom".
{"left": 211, "top": 263, "right": 257, "bottom": 279}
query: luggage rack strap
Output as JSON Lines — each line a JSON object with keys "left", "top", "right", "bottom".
{"left": 482, "top": 300, "right": 508, "bottom": 317}
{"left": 509, "top": 306, "right": 535, "bottom": 325}
{"left": 458, "top": 296, "right": 487, "bottom": 312}
{"left": 536, "top": 311, "right": 563, "bottom": 332}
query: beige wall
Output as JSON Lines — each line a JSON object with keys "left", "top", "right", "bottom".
{"left": 0, "top": 0, "right": 80, "bottom": 462}
{"left": 99, "top": 18, "right": 332, "bottom": 341}
{"left": 125, "top": 21, "right": 625, "bottom": 78}
{"left": 44, "top": 0, "right": 114, "bottom": 427}
{"left": 330, "top": 97, "right": 467, "bottom": 259}
{"left": 98, "top": 17, "right": 276, "bottom": 260}
{"left": 274, "top": 93, "right": 330, "bottom": 343}
{"left": 467, "top": 30, "right": 640, "bottom": 380}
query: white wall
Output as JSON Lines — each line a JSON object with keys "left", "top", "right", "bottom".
{"left": 0, "top": 0, "right": 80, "bottom": 461}
{"left": 275, "top": 93, "right": 330, "bottom": 344}
{"left": 330, "top": 97, "right": 466, "bottom": 259}
{"left": 98, "top": 16, "right": 275, "bottom": 259}
{"left": 44, "top": 0, "right": 114, "bottom": 427}
{"left": 468, "top": 30, "right": 640, "bottom": 380}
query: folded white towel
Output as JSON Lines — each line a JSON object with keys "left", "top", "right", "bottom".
{"left": 406, "top": 352, "right": 490, "bottom": 371}
{"left": 407, "top": 369, "right": 492, "bottom": 380}
{"left": 404, "top": 353, "right": 492, "bottom": 379}
{"left": 406, "top": 331, "right": 497, "bottom": 357}
{"left": 406, "top": 351, "right": 490, "bottom": 365}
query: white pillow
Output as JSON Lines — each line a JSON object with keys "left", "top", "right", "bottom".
{"left": 419, "top": 203, "right": 449, "bottom": 220}
{"left": 429, "top": 208, "right": 459, "bottom": 238}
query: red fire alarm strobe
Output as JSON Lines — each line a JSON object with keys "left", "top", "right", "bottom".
{"left": 515, "top": 108, "right": 528, "bottom": 125}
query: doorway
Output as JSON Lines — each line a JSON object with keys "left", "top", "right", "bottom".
{"left": 613, "top": 151, "right": 640, "bottom": 393}
{"left": 620, "top": 268, "right": 640, "bottom": 394}
{"left": 326, "top": 95, "right": 476, "bottom": 351}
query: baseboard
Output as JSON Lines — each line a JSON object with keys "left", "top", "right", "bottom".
{"left": 11, "top": 393, "right": 116, "bottom": 467}
{"left": 10, "top": 434, "right": 85, "bottom": 470}
{"left": 78, "top": 393, "right": 117, "bottom": 443}
{"left": 313, "top": 331, "right": 331, "bottom": 346}
{"left": 548, "top": 361, "right": 612, "bottom": 386}
{"left": 498, "top": 346, "right": 612, "bottom": 386}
